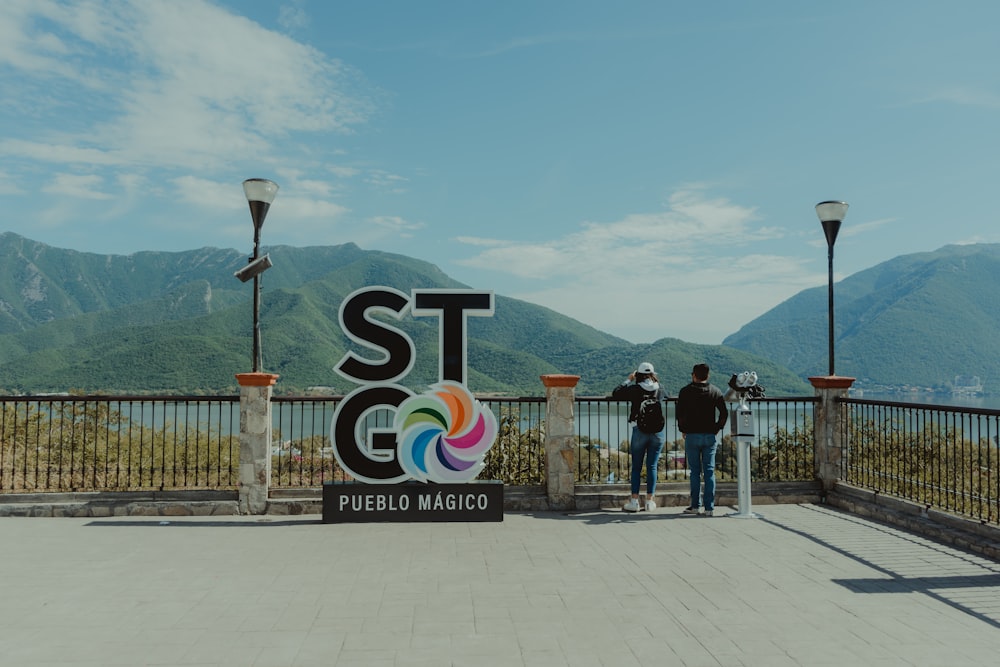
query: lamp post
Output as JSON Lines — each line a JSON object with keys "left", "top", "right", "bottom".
{"left": 815, "top": 200, "right": 849, "bottom": 376}
{"left": 241, "top": 178, "right": 279, "bottom": 373}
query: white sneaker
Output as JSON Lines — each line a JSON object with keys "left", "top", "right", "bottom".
{"left": 623, "top": 499, "right": 640, "bottom": 512}
{"left": 645, "top": 500, "right": 656, "bottom": 512}
{"left": 704, "top": 509, "right": 714, "bottom": 517}
{"left": 683, "top": 506, "right": 700, "bottom": 515}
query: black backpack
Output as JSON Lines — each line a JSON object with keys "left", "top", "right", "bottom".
{"left": 635, "top": 391, "right": 665, "bottom": 434}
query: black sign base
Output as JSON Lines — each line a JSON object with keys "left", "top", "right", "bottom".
{"left": 322, "top": 481, "right": 504, "bottom": 523}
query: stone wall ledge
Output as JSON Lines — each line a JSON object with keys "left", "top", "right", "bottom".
{"left": 0, "top": 491, "right": 239, "bottom": 518}
{"left": 0, "top": 483, "right": 824, "bottom": 517}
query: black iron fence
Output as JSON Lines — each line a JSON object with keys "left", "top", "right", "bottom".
{"left": 576, "top": 397, "right": 819, "bottom": 485}
{"left": 842, "top": 397, "right": 1000, "bottom": 525}
{"left": 0, "top": 395, "right": 239, "bottom": 492}
{"left": 3, "top": 392, "right": 998, "bottom": 526}
{"left": 269, "top": 396, "right": 547, "bottom": 488}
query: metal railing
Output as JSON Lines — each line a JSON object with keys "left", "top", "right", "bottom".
{"left": 0, "top": 395, "right": 240, "bottom": 492}
{"left": 5, "top": 392, "right": 998, "bottom": 527}
{"left": 270, "top": 396, "right": 547, "bottom": 487}
{"left": 0, "top": 394, "right": 818, "bottom": 493}
{"left": 575, "top": 396, "right": 819, "bottom": 485}
{"left": 842, "top": 397, "right": 1000, "bottom": 525}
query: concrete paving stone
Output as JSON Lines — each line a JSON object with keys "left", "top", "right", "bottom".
{"left": 180, "top": 636, "right": 264, "bottom": 664}
{"left": 447, "top": 644, "right": 524, "bottom": 663}
{"left": 472, "top": 616, "right": 516, "bottom": 635}
{"left": 521, "top": 652, "right": 572, "bottom": 667}
{"left": 340, "top": 629, "right": 411, "bottom": 651}
{"left": 324, "top": 652, "right": 394, "bottom": 667}
{"left": 4, "top": 506, "right": 1000, "bottom": 665}
{"left": 411, "top": 619, "right": 477, "bottom": 637}
{"left": 359, "top": 614, "right": 413, "bottom": 634}
{"left": 289, "top": 632, "right": 345, "bottom": 660}
{"left": 306, "top": 614, "right": 364, "bottom": 634}
{"left": 249, "top": 645, "right": 301, "bottom": 667}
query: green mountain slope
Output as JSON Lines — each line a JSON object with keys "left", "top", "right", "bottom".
{"left": 723, "top": 243, "right": 1000, "bottom": 390}
{"left": 0, "top": 232, "right": 810, "bottom": 396}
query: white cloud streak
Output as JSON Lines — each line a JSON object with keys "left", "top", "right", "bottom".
{"left": 456, "top": 187, "right": 818, "bottom": 344}
{"left": 41, "top": 173, "right": 112, "bottom": 199}
{"left": 0, "top": 0, "right": 373, "bottom": 239}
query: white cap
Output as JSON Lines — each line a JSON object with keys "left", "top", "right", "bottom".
{"left": 637, "top": 362, "right": 655, "bottom": 374}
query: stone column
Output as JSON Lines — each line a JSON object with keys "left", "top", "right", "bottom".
{"left": 236, "top": 372, "right": 279, "bottom": 514}
{"left": 808, "top": 375, "right": 855, "bottom": 493}
{"left": 541, "top": 374, "right": 580, "bottom": 510}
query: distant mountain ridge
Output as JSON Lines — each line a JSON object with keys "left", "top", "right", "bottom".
{"left": 0, "top": 232, "right": 810, "bottom": 396}
{"left": 724, "top": 243, "right": 1000, "bottom": 391}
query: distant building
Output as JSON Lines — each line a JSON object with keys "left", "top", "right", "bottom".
{"left": 953, "top": 375, "right": 984, "bottom": 395}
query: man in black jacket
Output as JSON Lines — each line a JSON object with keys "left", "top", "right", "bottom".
{"left": 676, "top": 363, "right": 728, "bottom": 516}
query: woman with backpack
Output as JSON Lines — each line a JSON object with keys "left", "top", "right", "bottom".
{"left": 611, "top": 361, "right": 666, "bottom": 512}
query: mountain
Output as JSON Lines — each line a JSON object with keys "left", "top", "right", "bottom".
{"left": 723, "top": 243, "right": 1000, "bottom": 391}
{"left": 0, "top": 232, "right": 810, "bottom": 396}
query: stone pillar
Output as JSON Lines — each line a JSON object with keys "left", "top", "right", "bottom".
{"left": 808, "top": 375, "right": 855, "bottom": 493}
{"left": 541, "top": 374, "right": 580, "bottom": 510}
{"left": 236, "top": 372, "right": 279, "bottom": 514}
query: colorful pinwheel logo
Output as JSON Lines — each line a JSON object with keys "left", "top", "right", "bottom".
{"left": 394, "top": 381, "right": 498, "bottom": 483}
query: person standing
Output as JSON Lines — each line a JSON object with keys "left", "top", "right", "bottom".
{"left": 611, "top": 361, "right": 666, "bottom": 512}
{"left": 676, "top": 363, "right": 728, "bottom": 516}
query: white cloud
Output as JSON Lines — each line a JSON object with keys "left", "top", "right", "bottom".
{"left": 915, "top": 86, "right": 1000, "bottom": 109}
{"left": 0, "top": 170, "right": 24, "bottom": 195}
{"left": 369, "top": 215, "right": 425, "bottom": 237}
{"left": 365, "top": 170, "right": 408, "bottom": 193}
{"left": 455, "top": 187, "right": 816, "bottom": 343}
{"left": 170, "top": 174, "right": 349, "bottom": 225}
{"left": 0, "top": 1, "right": 375, "bottom": 171}
{"left": 278, "top": 3, "right": 309, "bottom": 32}
{"left": 457, "top": 186, "right": 777, "bottom": 280}
{"left": 840, "top": 217, "right": 895, "bottom": 238}
{"left": 327, "top": 165, "right": 360, "bottom": 178}
{"left": 0, "top": 0, "right": 385, "bottom": 246}
{"left": 0, "top": 139, "right": 123, "bottom": 166}
{"left": 278, "top": 197, "right": 350, "bottom": 222}
{"left": 41, "top": 173, "right": 112, "bottom": 200}
{"left": 170, "top": 175, "right": 240, "bottom": 210}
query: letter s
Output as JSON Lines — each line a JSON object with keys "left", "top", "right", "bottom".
{"left": 335, "top": 287, "right": 415, "bottom": 384}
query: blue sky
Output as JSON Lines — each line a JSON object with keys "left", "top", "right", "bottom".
{"left": 3, "top": 1, "right": 1000, "bottom": 345}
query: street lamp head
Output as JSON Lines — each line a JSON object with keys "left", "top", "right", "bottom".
{"left": 243, "top": 178, "right": 279, "bottom": 233}
{"left": 815, "top": 200, "right": 849, "bottom": 223}
{"left": 816, "top": 200, "right": 848, "bottom": 249}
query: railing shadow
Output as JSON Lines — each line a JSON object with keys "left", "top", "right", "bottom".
{"left": 761, "top": 504, "right": 1000, "bottom": 629}
{"left": 85, "top": 518, "right": 322, "bottom": 527}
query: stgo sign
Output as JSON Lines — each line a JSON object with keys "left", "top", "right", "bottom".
{"left": 322, "top": 287, "right": 503, "bottom": 523}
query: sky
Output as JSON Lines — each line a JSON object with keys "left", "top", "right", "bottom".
{"left": 3, "top": 1, "right": 1000, "bottom": 345}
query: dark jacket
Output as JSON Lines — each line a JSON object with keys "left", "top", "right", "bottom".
{"left": 611, "top": 380, "right": 666, "bottom": 423}
{"left": 676, "top": 381, "right": 728, "bottom": 434}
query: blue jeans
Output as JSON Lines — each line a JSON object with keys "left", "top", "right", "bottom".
{"left": 629, "top": 427, "right": 664, "bottom": 495}
{"left": 685, "top": 433, "right": 718, "bottom": 510}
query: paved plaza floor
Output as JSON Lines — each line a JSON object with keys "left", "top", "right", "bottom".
{"left": 1, "top": 503, "right": 999, "bottom": 666}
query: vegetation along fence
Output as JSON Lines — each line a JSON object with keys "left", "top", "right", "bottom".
{"left": 842, "top": 397, "right": 1000, "bottom": 525}
{"left": 0, "top": 395, "right": 239, "bottom": 492}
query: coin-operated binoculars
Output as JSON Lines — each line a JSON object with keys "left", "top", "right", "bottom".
{"left": 726, "top": 371, "right": 765, "bottom": 518}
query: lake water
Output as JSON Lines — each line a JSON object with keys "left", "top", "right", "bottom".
{"left": 852, "top": 391, "right": 1000, "bottom": 412}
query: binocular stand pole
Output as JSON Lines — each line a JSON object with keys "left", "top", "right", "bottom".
{"left": 730, "top": 399, "right": 760, "bottom": 519}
